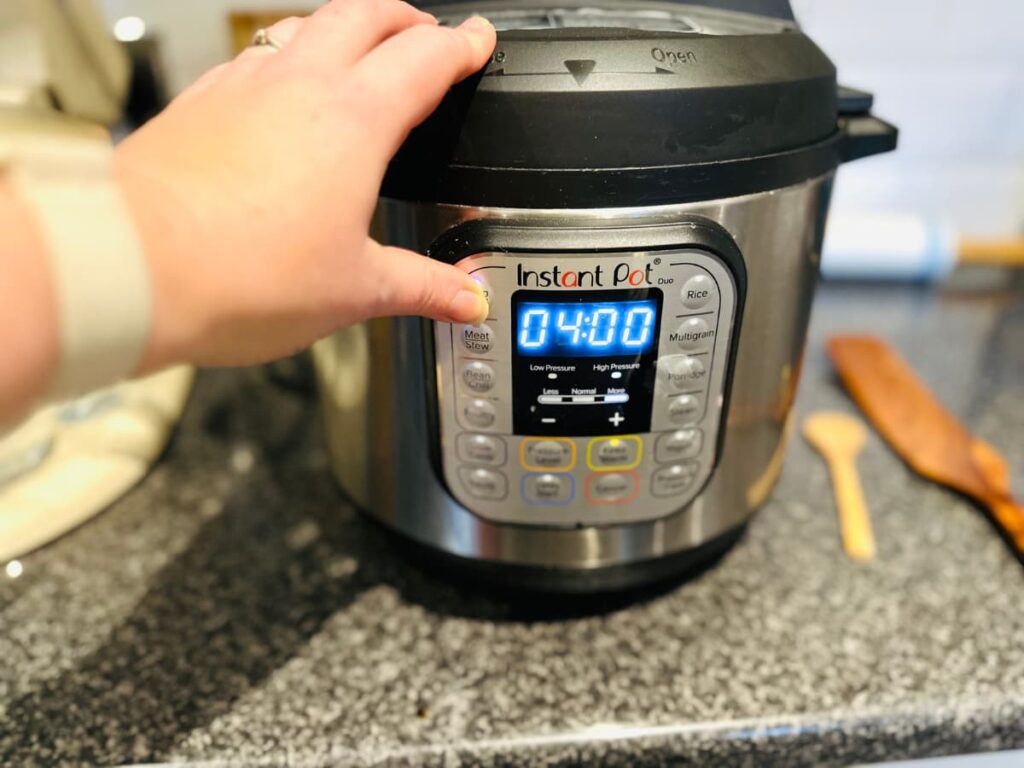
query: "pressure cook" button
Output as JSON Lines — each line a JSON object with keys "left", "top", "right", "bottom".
{"left": 655, "top": 429, "right": 704, "bottom": 463}
{"left": 460, "top": 324, "right": 494, "bottom": 355}
{"left": 463, "top": 398, "right": 496, "bottom": 428}
{"left": 521, "top": 438, "right": 575, "bottom": 470}
{"left": 462, "top": 361, "right": 496, "bottom": 393}
{"left": 681, "top": 273, "right": 717, "bottom": 310}
{"left": 673, "top": 317, "right": 715, "bottom": 352}
{"left": 522, "top": 473, "right": 574, "bottom": 505}
{"left": 458, "top": 467, "right": 508, "bottom": 500}
{"left": 456, "top": 433, "right": 506, "bottom": 466}
{"left": 651, "top": 462, "right": 700, "bottom": 497}
{"left": 659, "top": 355, "right": 707, "bottom": 389}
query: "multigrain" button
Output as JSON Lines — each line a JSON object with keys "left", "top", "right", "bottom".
{"left": 673, "top": 317, "right": 715, "bottom": 352}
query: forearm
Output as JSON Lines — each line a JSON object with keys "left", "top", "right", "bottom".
{"left": 0, "top": 178, "right": 58, "bottom": 426}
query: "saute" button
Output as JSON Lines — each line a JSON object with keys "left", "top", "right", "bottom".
{"left": 456, "top": 433, "right": 506, "bottom": 466}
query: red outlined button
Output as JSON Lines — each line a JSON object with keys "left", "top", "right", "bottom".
{"left": 584, "top": 470, "right": 640, "bottom": 505}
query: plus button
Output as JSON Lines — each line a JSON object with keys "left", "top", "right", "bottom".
{"left": 608, "top": 412, "right": 625, "bottom": 427}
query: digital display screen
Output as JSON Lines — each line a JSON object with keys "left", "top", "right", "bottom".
{"left": 515, "top": 299, "right": 658, "bottom": 357}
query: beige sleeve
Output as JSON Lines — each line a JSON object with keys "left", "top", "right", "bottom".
{"left": 2, "top": 115, "right": 152, "bottom": 401}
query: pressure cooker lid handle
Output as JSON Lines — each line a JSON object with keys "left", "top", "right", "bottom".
{"left": 836, "top": 84, "right": 899, "bottom": 164}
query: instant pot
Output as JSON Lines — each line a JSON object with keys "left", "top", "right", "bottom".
{"left": 313, "top": 0, "right": 897, "bottom": 591}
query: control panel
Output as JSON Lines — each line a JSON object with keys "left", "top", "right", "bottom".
{"left": 434, "top": 246, "right": 739, "bottom": 527}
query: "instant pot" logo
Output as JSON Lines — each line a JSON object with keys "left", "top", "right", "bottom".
{"left": 516, "top": 263, "right": 653, "bottom": 288}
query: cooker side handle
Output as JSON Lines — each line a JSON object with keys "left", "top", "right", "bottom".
{"left": 836, "top": 85, "right": 898, "bottom": 164}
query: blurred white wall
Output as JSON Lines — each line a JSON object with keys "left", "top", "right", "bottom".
{"left": 98, "top": 0, "right": 1024, "bottom": 237}
{"left": 793, "top": 0, "right": 1024, "bottom": 238}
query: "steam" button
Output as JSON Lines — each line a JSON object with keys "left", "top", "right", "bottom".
{"left": 667, "top": 392, "right": 704, "bottom": 424}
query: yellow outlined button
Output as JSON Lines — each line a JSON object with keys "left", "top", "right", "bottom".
{"left": 520, "top": 437, "right": 576, "bottom": 471}
{"left": 586, "top": 435, "right": 643, "bottom": 471}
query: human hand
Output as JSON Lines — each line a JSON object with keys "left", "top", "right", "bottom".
{"left": 115, "top": 0, "right": 495, "bottom": 371}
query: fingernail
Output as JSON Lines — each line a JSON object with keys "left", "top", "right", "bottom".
{"left": 458, "top": 15, "right": 495, "bottom": 51}
{"left": 449, "top": 281, "right": 489, "bottom": 324}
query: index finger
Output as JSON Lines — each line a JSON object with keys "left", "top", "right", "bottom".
{"left": 348, "top": 16, "right": 496, "bottom": 155}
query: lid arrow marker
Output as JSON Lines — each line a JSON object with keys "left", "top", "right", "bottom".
{"left": 564, "top": 59, "right": 596, "bottom": 86}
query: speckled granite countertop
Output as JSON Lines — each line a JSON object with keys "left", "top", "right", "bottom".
{"left": 2, "top": 276, "right": 1023, "bottom": 767}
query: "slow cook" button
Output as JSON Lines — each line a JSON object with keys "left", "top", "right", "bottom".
{"left": 521, "top": 438, "right": 575, "bottom": 470}
{"left": 586, "top": 436, "right": 642, "bottom": 470}
{"left": 456, "top": 433, "right": 506, "bottom": 466}
{"left": 522, "top": 473, "right": 574, "bottom": 505}
{"left": 460, "top": 324, "right": 494, "bottom": 355}
{"left": 462, "top": 398, "right": 497, "bottom": 428}
{"left": 655, "top": 428, "right": 704, "bottom": 463}
{"left": 458, "top": 467, "right": 508, "bottom": 500}
{"left": 585, "top": 471, "right": 639, "bottom": 504}
{"left": 673, "top": 317, "right": 715, "bottom": 352}
{"left": 681, "top": 273, "right": 717, "bottom": 310}
{"left": 667, "top": 392, "right": 704, "bottom": 424}
{"left": 462, "top": 361, "right": 496, "bottom": 393}
{"left": 659, "top": 355, "right": 707, "bottom": 389}
{"left": 651, "top": 462, "right": 700, "bottom": 497}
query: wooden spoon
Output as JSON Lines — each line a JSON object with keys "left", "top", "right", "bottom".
{"left": 827, "top": 335, "right": 1024, "bottom": 557}
{"left": 803, "top": 411, "right": 877, "bottom": 562}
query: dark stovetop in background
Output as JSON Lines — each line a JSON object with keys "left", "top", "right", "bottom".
{"left": 1, "top": 275, "right": 1023, "bottom": 767}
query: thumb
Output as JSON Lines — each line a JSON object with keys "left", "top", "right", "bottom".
{"left": 367, "top": 243, "right": 489, "bottom": 324}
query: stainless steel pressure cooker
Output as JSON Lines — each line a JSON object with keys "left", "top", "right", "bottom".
{"left": 313, "top": 0, "right": 897, "bottom": 591}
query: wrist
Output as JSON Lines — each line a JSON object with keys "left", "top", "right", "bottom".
{"left": 113, "top": 144, "right": 206, "bottom": 375}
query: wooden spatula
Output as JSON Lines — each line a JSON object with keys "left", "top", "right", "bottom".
{"left": 803, "top": 412, "right": 877, "bottom": 562}
{"left": 827, "top": 335, "right": 1024, "bottom": 555}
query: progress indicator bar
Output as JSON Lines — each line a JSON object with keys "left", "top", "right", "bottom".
{"left": 537, "top": 394, "right": 630, "bottom": 405}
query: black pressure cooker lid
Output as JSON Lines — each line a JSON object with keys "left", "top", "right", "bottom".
{"left": 381, "top": 0, "right": 897, "bottom": 208}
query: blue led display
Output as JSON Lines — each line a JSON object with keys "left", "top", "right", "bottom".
{"left": 516, "top": 299, "right": 658, "bottom": 357}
